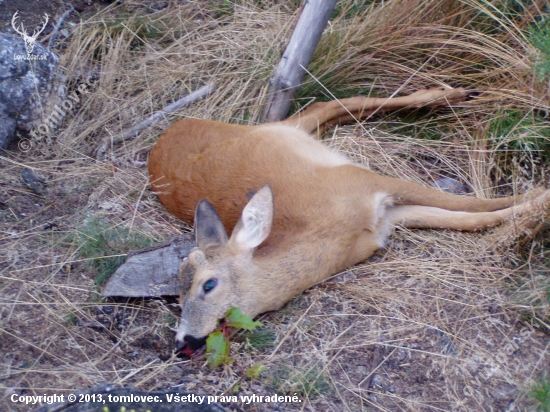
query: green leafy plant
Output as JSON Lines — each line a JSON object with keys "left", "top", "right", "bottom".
{"left": 225, "top": 306, "right": 263, "bottom": 330}
{"left": 205, "top": 307, "right": 263, "bottom": 368}
{"left": 206, "top": 331, "right": 233, "bottom": 367}
{"left": 245, "top": 363, "right": 267, "bottom": 378}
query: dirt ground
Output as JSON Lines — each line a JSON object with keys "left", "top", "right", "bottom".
{"left": 1, "top": 1, "right": 549, "bottom": 411}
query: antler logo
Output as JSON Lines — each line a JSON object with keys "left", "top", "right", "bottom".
{"left": 11, "top": 11, "right": 49, "bottom": 54}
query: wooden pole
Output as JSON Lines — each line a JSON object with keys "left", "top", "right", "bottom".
{"left": 262, "top": 0, "right": 338, "bottom": 123}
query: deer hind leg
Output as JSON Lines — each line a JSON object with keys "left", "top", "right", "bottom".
{"left": 352, "top": 167, "right": 522, "bottom": 213}
{"left": 386, "top": 189, "right": 550, "bottom": 231}
{"left": 281, "top": 87, "right": 469, "bottom": 135}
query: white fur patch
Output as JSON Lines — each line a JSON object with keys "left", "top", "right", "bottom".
{"left": 370, "top": 192, "right": 395, "bottom": 247}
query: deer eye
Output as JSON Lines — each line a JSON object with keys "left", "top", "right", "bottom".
{"left": 203, "top": 278, "right": 217, "bottom": 293}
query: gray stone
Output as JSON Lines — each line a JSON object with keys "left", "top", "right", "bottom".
{"left": 435, "top": 177, "right": 467, "bottom": 195}
{"left": 0, "top": 33, "right": 58, "bottom": 148}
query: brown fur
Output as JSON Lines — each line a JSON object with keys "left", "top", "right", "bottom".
{"left": 148, "top": 88, "right": 550, "bottom": 348}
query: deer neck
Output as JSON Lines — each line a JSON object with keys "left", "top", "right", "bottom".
{"left": 246, "top": 246, "right": 334, "bottom": 316}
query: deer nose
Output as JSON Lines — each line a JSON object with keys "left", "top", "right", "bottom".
{"left": 183, "top": 335, "right": 208, "bottom": 350}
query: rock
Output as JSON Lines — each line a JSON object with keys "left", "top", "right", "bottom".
{"left": 151, "top": 1, "right": 169, "bottom": 10}
{"left": 0, "top": 33, "right": 58, "bottom": 148}
{"left": 435, "top": 177, "right": 466, "bottom": 195}
{"left": 356, "top": 365, "right": 368, "bottom": 375}
{"left": 491, "top": 384, "right": 516, "bottom": 400}
{"left": 371, "top": 373, "right": 383, "bottom": 387}
{"left": 21, "top": 167, "right": 44, "bottom": 195}
{"left": 102, "top": 234, "right": 195, "bottom": 298}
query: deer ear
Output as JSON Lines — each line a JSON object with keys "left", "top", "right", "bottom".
{"left": 194, "top": 200, "right": 228, "bottom": 249}
{"left": 231, "top": 185, "right": 273, "bottom": 250}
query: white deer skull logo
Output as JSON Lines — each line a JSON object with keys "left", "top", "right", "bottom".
{"left": 11, "top": 11, "right": 49, "bottom": 54}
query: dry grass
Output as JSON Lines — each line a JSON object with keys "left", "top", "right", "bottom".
{"left": 1, "top": 0, "right": 549, "bottom": 411}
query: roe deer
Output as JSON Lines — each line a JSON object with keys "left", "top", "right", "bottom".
{"left": 148, "top": 87, "right": 550, "bottom": 351}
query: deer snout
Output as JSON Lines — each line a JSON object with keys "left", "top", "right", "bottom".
{"left": 175, "top": 335, "right": 208, "bottom": 353}
{"left": 175, "top": 338, "right": 186, "bottom": 351}
{"left": 185, "top": 335, "right": 208, "bottom": 350}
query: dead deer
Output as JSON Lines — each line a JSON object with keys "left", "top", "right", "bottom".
{"left": 148, "top": 87, "right": 550, "bottom": 351}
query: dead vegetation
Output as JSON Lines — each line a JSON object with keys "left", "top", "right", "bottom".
{"left": 1, "top": 0, "right": 549, "bottom": 411}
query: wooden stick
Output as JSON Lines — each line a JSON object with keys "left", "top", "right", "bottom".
{"left": 96, "top": 82, "right": 215, "bottom": 160}
{"left": 261, "top": 0, "right": 338, "bottom": 123}
{"left": 47, "top": 7, "right": 75, "bottom": 49}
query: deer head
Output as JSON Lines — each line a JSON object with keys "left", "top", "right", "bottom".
{"left": 175, "top": 185, "right": 273, "bottom": 351}
{"left": 12, "top": 11, "right": 49, "bottom": 54}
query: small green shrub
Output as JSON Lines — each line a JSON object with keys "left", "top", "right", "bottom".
{"left": 209, "top": 0, "right": 234, "bottom": 18}
{"left": 488, "top": 110, "right": 550, "bottom": 165}
{"left": 269, "top": 365, "right": 329, "bottom": 398}
{"left": 66, "top": 312, "right": 78, "bottom": 326}
{"left": 73, "top": 217, "right": 154, "bottom": 287}
{"left": 244, "top": 327, "right": 277, "bottom": 350}
{"left": 530, "top": 375, "right": 550, "bottom": 412}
